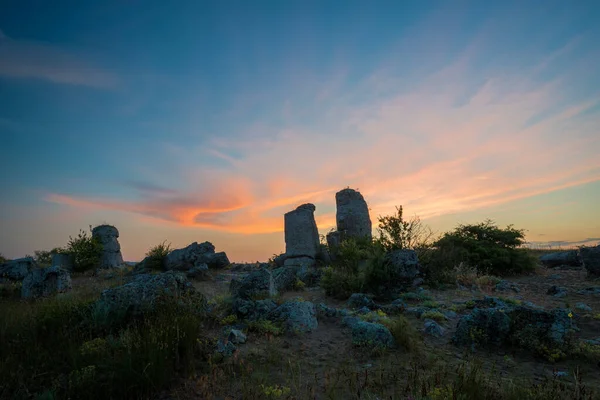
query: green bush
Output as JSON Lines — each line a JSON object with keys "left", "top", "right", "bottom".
{"left": 384, "top": 315, "right": 421, "bottom": 352}
{"left": 376, "top": 205, "right": 435, "bottom": 252}
{"left": 33, "top": 247, "right": 67, "bottom": 266}
{"left": 0, "top": 252, "right": 6, "bottom": 263}
{"left": 432, "top": 220, "right": 536, "bottom": 276}
{"left": 66, "top": 227, "right": 103, "bottom": 272}
{"left": 143, "top": 240, "right": 172, "bottom": 270}
{"left": 321, "top": 266, "right": 364, "bottom": 299}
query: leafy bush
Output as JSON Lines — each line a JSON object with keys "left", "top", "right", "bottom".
{"left": 383, "top": 316, "right": 421, "bottom": 352}
{"left": 320, "top": 266, "right": 364, "bottom": 299}
{"left": 420, "top": 310, "right": 446, "bottom": 322}
{"left": 376, "top": 205, "right": 435, "bottom": 252}
{"left": 247, "top": 319, "right": 283, "bottom": 336}
{"left": 431, "top": 220, "right": 536, "bottom": 276}
{"left": 66, "top": 227, "right": 103, "bottom": 272}
{"left": 33, "top": 247, "right": 66, "bottom": 266}
{"left": 143, "top": 240, "right": 172, "bottom": 270}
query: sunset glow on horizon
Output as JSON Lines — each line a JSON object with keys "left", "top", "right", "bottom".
{"left": 1, "top": 1, "right": 599, "bottom": 262}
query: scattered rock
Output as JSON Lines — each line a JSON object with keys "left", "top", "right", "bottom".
{"left": 347, "top": 293, "right": 375, "bottom": 309}
{"left": 547, "top": 285, "right": 568, "bottom": 298}
{"left": 284, "top": 204, "right": 320, "bottom": 261}
{"left": 325, "top": 230, "right": 342, "bottom": 261}
{"left": 233, "top": 298, "right": 278, "bottom": 320}
{"left": 344, "top": 318, "right": 394, "bottom": 348}
{"left": 580, "top": 245, "right": 600, "bottom": 277}
{"left": 92, "top": 225, "right": 124, "bottom": 269}
{"left": 21, "top": 266, "right": 72, "bottom": 299}
{"left": 268, "top": 301, "right": 318, "bottom": 333}
{"left": 539, "top": 250, "right": 581, "bottom": 269}
{"left": 165, "top": 241, "right": 229, "bottom": 271}
{"left": 317, "top": 303, "right": 339, "bottom": 318}
{"left": 0, "top": 257, "right": 35, "bottom": 281}
{"left": 227, "top": 328, "right": 247, "bottom": 344}
{"left": 575, "top": 303, "right": 592, "bottom": 312}
{"left": 94, "top": 271, "right": 205, "bottom": 321}
{"left": 381, "top": 299, "right": 407, "bottom": 314}
{"left": 548, "top": 274, "right": 563, "bottom": 280}
{"left": 216, "top": 340, "right": 236, "bottom": 357}
{"left": 494, "top": 280, "right": 521, "bottom": 293}
{"left": 423, "top": 320, "right": 445, "bottom": 337}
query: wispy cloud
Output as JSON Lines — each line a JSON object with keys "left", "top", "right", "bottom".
{"left": 0, "top": 30, "right": 117, "bottom": 88}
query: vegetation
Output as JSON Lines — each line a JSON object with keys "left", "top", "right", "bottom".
{"left": 66, "top": 227, "right": 103, "bottom": 272}
{"left": 143, "top": 240, "right": 172, "bottom": 270}
{"left": 432, "top": 220, "right": 537, "bottom": 276}
{"left": 0, "top": 291, "right": 210, "bottom": 400}
{"left": 376, "top": 205, "right": 435, "bottom": 252}
{"left": 0, "top": 252, "right": 6, "bottom": 263}
{"left": 33, "top": 247, "right": 67, "bottom": 266}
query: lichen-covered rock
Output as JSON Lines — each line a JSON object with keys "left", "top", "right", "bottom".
{"left": 575, "top": 303, "right": 592, "bottom": 312}
{"left": 21, "top": 266, "right": 72, "bottom": 299}
{"left": 268, "top": 301, "right": 318, "bottom": 333}
{"left": 423, "top": 320, "right": 445, "bottom": 337}
{"left": 540, "top": 250, "right": 581, "bottom": 269}
{"left": 165, "top": 241, "right": 229, "bottom": 271}
{"left": 347, "top": 293, "right": 375, "bottom": 309}
{"left": 0, "top": 257, "right": 35, "bottom": 281}
{"left": 316, "top": 303, "right": 339, "bottom": 318}
{"left": 453, "top": 301, "right": 575, "bottom": 354}
{"left": 227, "top": 328, "right": 247, "bottom": 344}
{"left": 326, "top": 230, "right": 342, "bottom": 261}
{"left": 348, "top": 320, "right": 394, "bottom": 348}
{"left": 335, "top": 188, "right": 372, "bottom": 240}
{"left": 216, "top": 339, "right": 236, "bottom": 357}
{"left": 232, "top": 298, "right": 278, "bottom": 320}
{"left": 580, "top": 245, "right": 600, "bottom": 277}
{"left": 577, "top": 287, "right": 600, "bottom": 296}
{"left": 385, "top": 249, "right": 420, "bottom": 282}
{"left": 284, "top": 203, "right": 320, "bottom": 260}
{"left": 380, "top": 299, "right": 407, "bottom": 315}
{"left": 94, "top": 271, "right": 205, "bottom": 321}
{"left": 92, "top": 225, "right": 124, "bottom": 269}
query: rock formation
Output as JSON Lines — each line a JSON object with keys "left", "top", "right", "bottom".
{"left": 164, "top": 241, "right": 229, "bottom": 271}
{"left": 92, "top": 225, "right": 124, "bottom": 269}
{"left": 335, "top": 188, "right": 372, "bottom": 240}
{"left": 283, "top": 203, "right": 320, "bottom": 265}
{"left": 21, "top": 266, "right": 72, "bottom": 299}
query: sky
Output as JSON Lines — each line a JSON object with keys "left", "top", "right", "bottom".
{"left": 1, "top": 0, "right": 599, "bottom": 262}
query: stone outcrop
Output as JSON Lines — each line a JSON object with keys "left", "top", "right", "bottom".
{"left": 335, "top": 188, "right": 372, "bottom": 240}
{"left": 92, "top": 225, "right": 124, "bottom": 269}
{"left": 21, "top": 266, "right": 72, "bottom": 299}
{"left": 267, "top": 301, "right": 318, "bottom": 333}
{"left": 94, "top": 271, "right": 205, "bottom": 322}
{"left": 0, "top": 257, "right": 36, "bottom": 281}
{"left": 452, "top": 297, "right": 574, "bottom": 355}
{"left": 284, "top": 204, "right": 320, "bottom": 263}
{"left": 580, "top": 245, "right": 600, "bottom": 277}
{"left": 164, "top": 241, "right": 229, "bottom": 271}
{"left": 539, "top": 250, "right": 581, "bottom": 269}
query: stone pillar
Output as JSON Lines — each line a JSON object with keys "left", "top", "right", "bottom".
{"left": 284, "top": 203, "right": 320, "bottom": 260}
{"left": 335, "top": 188, "right": 372, "bottom": 240}
{"left": 92, "top": 225, "right": 124, "bottom": 269}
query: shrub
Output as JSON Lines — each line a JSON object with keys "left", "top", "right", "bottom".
{"left": 320, "top": 266, "right": 364, "bottom": 299}
{"left": 143, "top": 240, "right": 172, "bottom": 270}
{"left": 247, "top": 319, "right": 283, "bottom": 336}
{"left": 66, "top": 227, "right": 103, "bottom": 272}
{"left": 0, "top": 252, "right": 6, "bottom": 263}
{"left": 33, "top": 247, "right": 66, "bottom": 266}
{"left": 376, "top": 205, "right": 435, "bottom": 252}
{"left": 420, "top": 310, "right": 446, "bottom": 322}
{"left": 432, "top": 220, "right": 536, "bottom": 276}
{"left": 384, "top": 315, "right": 421, "bottom": 351}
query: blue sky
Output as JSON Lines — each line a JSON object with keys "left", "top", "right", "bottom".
{"left": 1, "top": 0, "right": 599, "bottom": 261}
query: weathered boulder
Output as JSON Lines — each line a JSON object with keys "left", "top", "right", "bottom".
{"left": 21, "top": 266, "right": 72, "bottom": 299}
{"left": 453, "top": 297, "right": 574, "bottom": 354}
{"left": 0, "top": 257, "right": 35, "bottom": 281}
{"left": 233, "top": 298, "right": 278, "bottom": 320}
{"left": 284, "top": 203, "right": 320, "bottom": 260}
{"left": 335, "top": 188, "right": 372, "bottom": 240}
{"left": 94, "top": 271, "right": 205, "bottom": 322}
{"left": 540, "top": 250, "right": 581, "bottom": 269}
{"left": 92, "top": 225, "right": 124, "bottom": 269}
{"left": 580, "top": 245, "right": 600, "bottom": 277}
{"left": 187, "top": 263, "right": 209, "bottom": 279}
{"left": 343, "top": 317, "right": 394, "bottom": 348}
{"left": 164, "top": 241, "right": 229, "bottom": 271}
{"left": 423, "top": 320, "right": 445, "bottom": 337}
{"left": 268, "top": 301, "right": 318, "bottom": 333}
{"left": 227, "top": 328, "right": 247, "bottom": 344}
{"left": 385, "top": 249, "right": 420, "bottom": 282}
{"left": 230, "top": 268, "right": 274, "bottom": 300}
{"left": 51, "top": 253, "right": 74, "bottom": 272}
